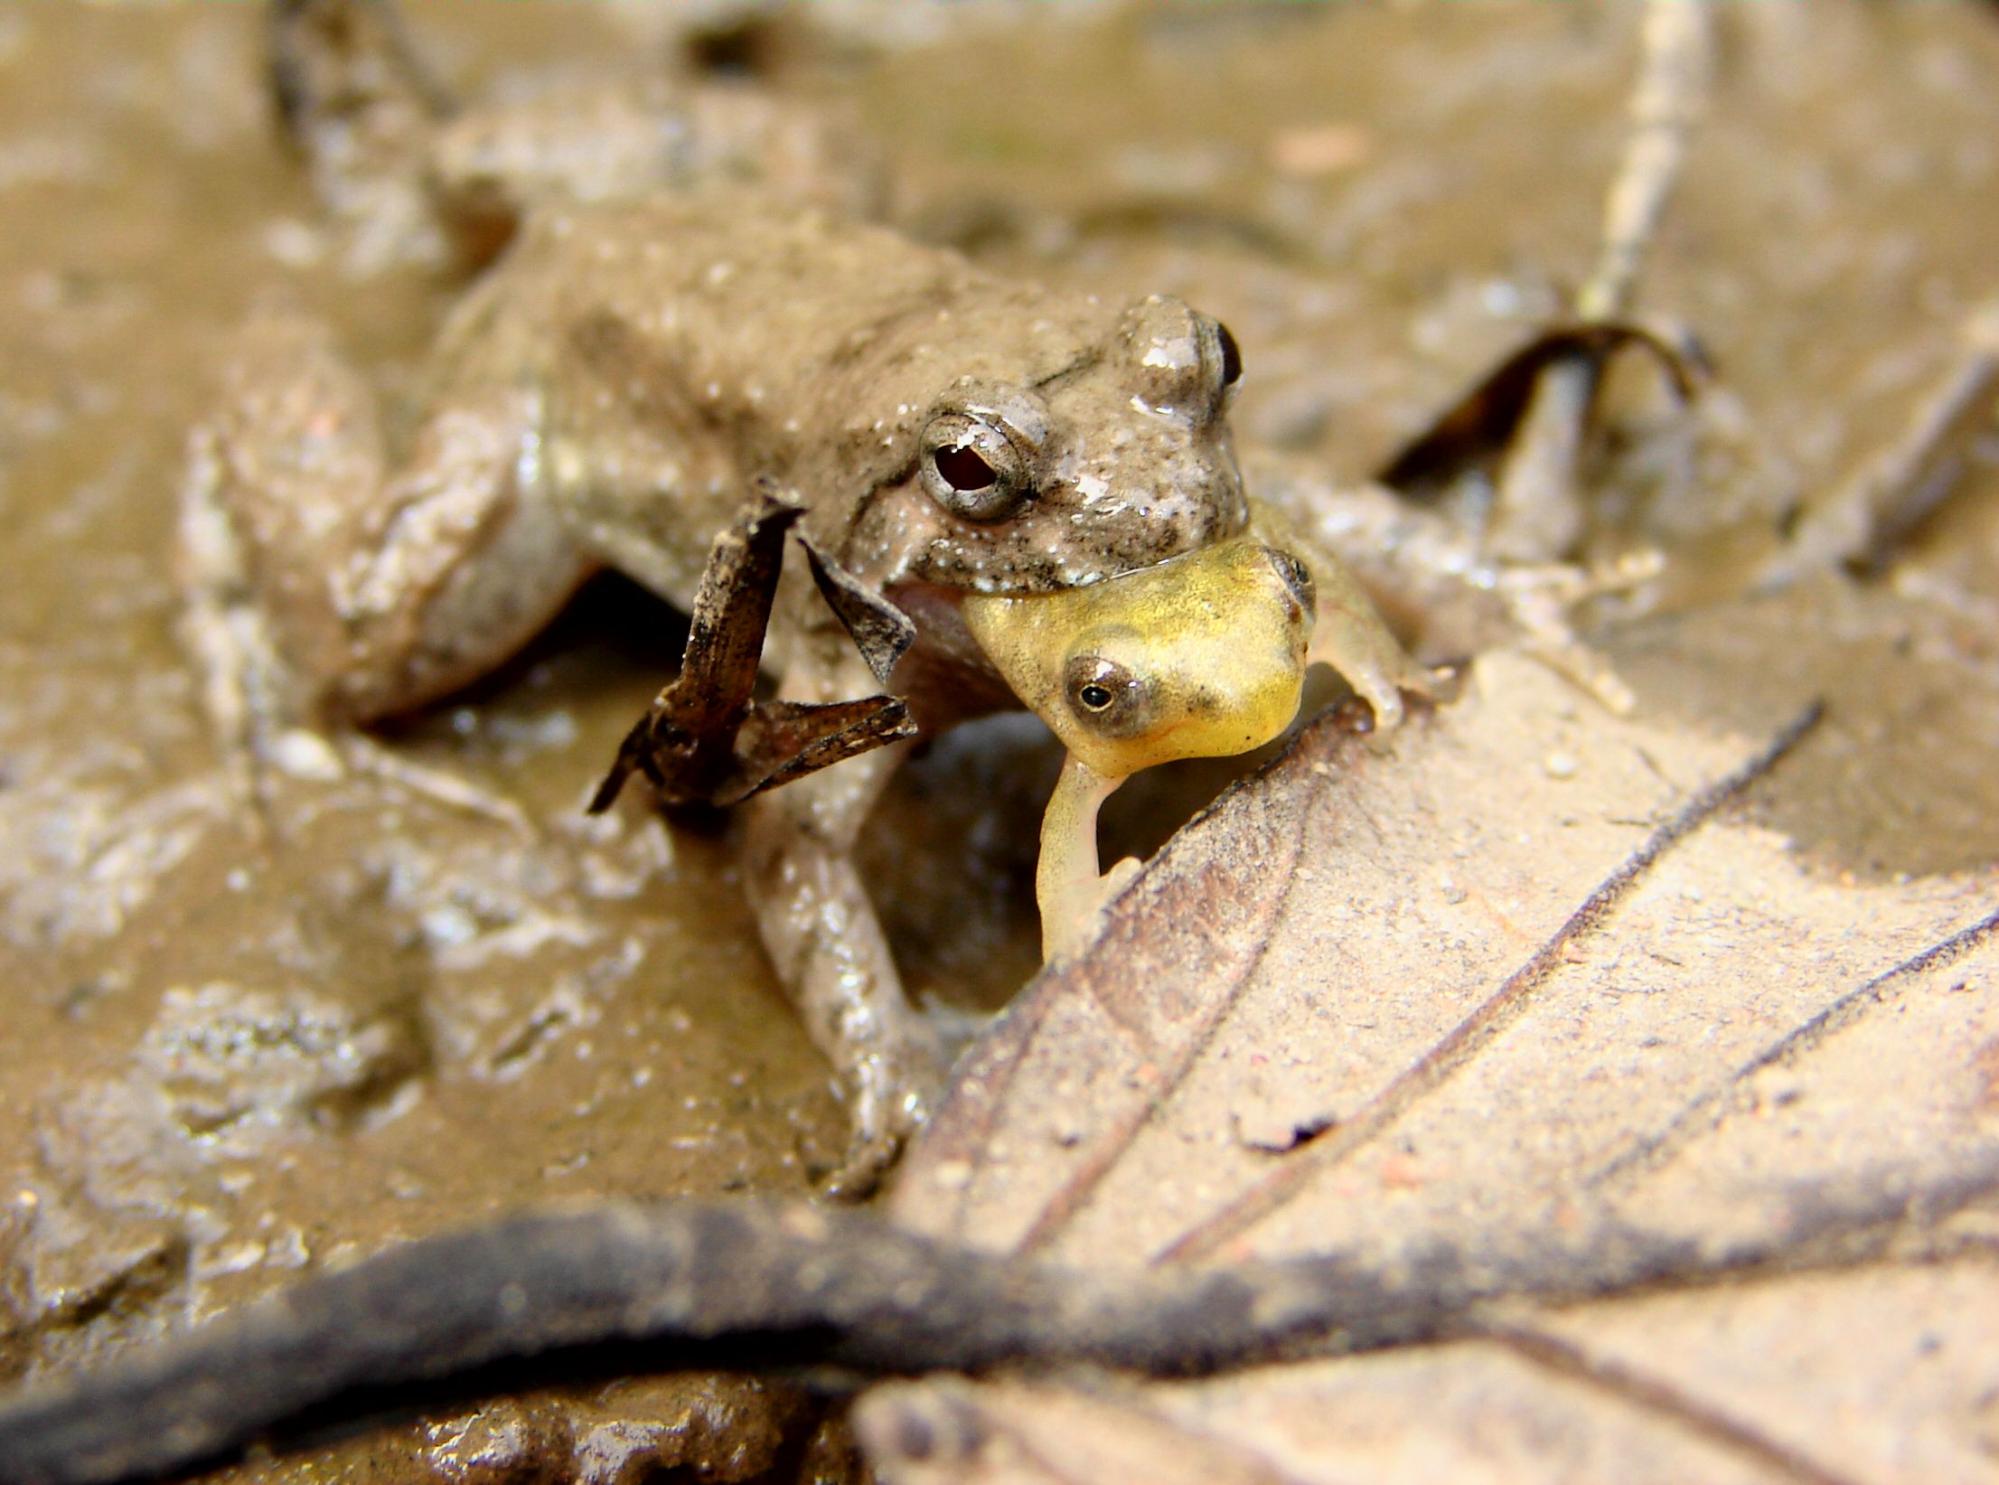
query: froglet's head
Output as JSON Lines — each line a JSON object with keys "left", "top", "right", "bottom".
{"left": 961, "top": 534, "right": 1315, "bottom": 781}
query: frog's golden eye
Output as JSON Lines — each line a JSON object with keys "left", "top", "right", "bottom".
{"left": 919, "top": 410, "right": 1034, "bottom": 522}
{"left": 1199, "top": 316, "right": 1244, "bottom": 415}
{"left": 1216, "top": 321, "right": 1243, "bottom": 389}
{"left": 1063, "top": 654, "right": 1156, "bottom": 739}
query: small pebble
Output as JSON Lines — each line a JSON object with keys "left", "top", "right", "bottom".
{"left": 271, "top": 728, "right": 344, "bottom": 781}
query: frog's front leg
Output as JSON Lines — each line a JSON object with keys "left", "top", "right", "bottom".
{"left": 738, "top": 646, "right": 944, "bottom": 1197}
{"left": 182, "top": 307, "right": 594, "bottom": 785}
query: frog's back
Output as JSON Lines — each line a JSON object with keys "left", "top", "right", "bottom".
{"left": 500, "top": 193, "right": 1113, "bottom": 608}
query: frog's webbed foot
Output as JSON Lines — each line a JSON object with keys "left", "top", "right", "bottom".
{"left": 590, "top": 490, "right": 918, "bottom": 815}
{"left": 820, "top": 1034, "right": 945, "bottom": 1201}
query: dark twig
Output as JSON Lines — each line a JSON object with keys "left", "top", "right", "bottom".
{"left": 1378, "top": 321, "right": 1707, "bottom": 493}
{"left": 589, "top": 488, "right": 916, "bottom": 813}
{"left": 4, "top": 1153, "right": 1996, "bottom": 1485}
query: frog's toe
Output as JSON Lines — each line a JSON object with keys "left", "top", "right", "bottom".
{"left": 1531, "top": 639, "right": 1638, "bottom": 716}
{"left": 819, "top": 1029, "right": 946, "bottom": 1201}
{"left": 1364, "top": 684, "right": 1406, "bottom": 732}
{"left": 823, "top": 1090, "right": 931, "bottom": 1201}
{"left": 821, "top": 1129, "right": 905, "bottom": 1202}
{"left": 1093, "top": 855, "right": 1144, "bottom": 923}
{"left": 1494, "top": 560, "right": 1644, "bottom": 716}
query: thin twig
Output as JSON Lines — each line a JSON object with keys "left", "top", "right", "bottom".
{"left": 1152, "top": 699, "right": 1821, "bottom": 1265}
{"left": 1487, "top": 0, "right": 1714, "bottom": 563}
{"left": 1762, "top": 297, "right": 1999, "bottom": 586}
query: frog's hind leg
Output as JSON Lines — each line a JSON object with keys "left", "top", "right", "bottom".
{"left": 181, "top": 307, "right": 592, "bottom": 819}
{"left": 738, "top": 648, "right": 942, "bottom": 1197}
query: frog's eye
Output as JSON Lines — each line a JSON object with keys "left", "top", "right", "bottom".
{"left": 1202, "top": 317, "right": 1244, "bottom": 411}
{"left": 919, "top": 411, "right": 1034, "bottom": 522}
{"left": 1216, "top": 321, "right": 1243, "bottom": 390}
{"left": 1064, "top": 654, "right": 1157, "bottom": 739}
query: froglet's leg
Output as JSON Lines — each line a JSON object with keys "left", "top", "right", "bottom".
{"left": 1298, "top": 538, "right": 1436, "bottom": 732}
{"left": 1247, "top": 465, "right": 1648, "bottom": 718}
{"left": 1488, "top": 555, "right": 1653, "bottom": 716}
{"left": 1251, "top": 498, "right": 1434, "bottom": 732}
{"left": 1037, "top": 754, "right": 1141, "bottom": 960}
{"left": 738, "top": 648, "right": 943, "bottom": 1198}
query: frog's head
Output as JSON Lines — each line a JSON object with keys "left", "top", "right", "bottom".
{"left": 961, "top": 533, "right": 1314, "bottom": 781}
{"left": 851, "top": 295, "right": 1252, "bottom": 596}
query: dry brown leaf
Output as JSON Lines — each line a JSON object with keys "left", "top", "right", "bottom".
{"left": 871, "top": 628, "right": 1999, "bottom": 1484}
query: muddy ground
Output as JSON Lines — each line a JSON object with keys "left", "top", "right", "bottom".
{"left": 1, "top": 4, "right": 1995, "bottom": 1482}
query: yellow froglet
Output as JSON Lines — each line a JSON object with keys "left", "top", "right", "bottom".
{"left": 965, "top": 507, "right": 1430, "bottom": 958}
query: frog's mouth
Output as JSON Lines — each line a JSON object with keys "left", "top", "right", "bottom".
{"left": 879, "top": 581, "right": 1021, "bottom": 734}
{"left": 957, "top": 536, "right": 1312, "bottom": 781}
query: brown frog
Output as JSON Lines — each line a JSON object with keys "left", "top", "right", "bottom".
{"left": 187, "top": 185, "right": 1431, "bottom": 1188}
{"left": 185, "top": 3, "right": 1439, "bottom": 1190}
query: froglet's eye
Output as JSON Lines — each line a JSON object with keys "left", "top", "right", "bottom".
{"left": 1266, "top": 545, "right": 1314, "bottom": 625}
{"left": 1064, "top": 654, "right": 1156, "bottom": 738}
{"left": 919, "top": 410, "right": 1034, "bottom": 522}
